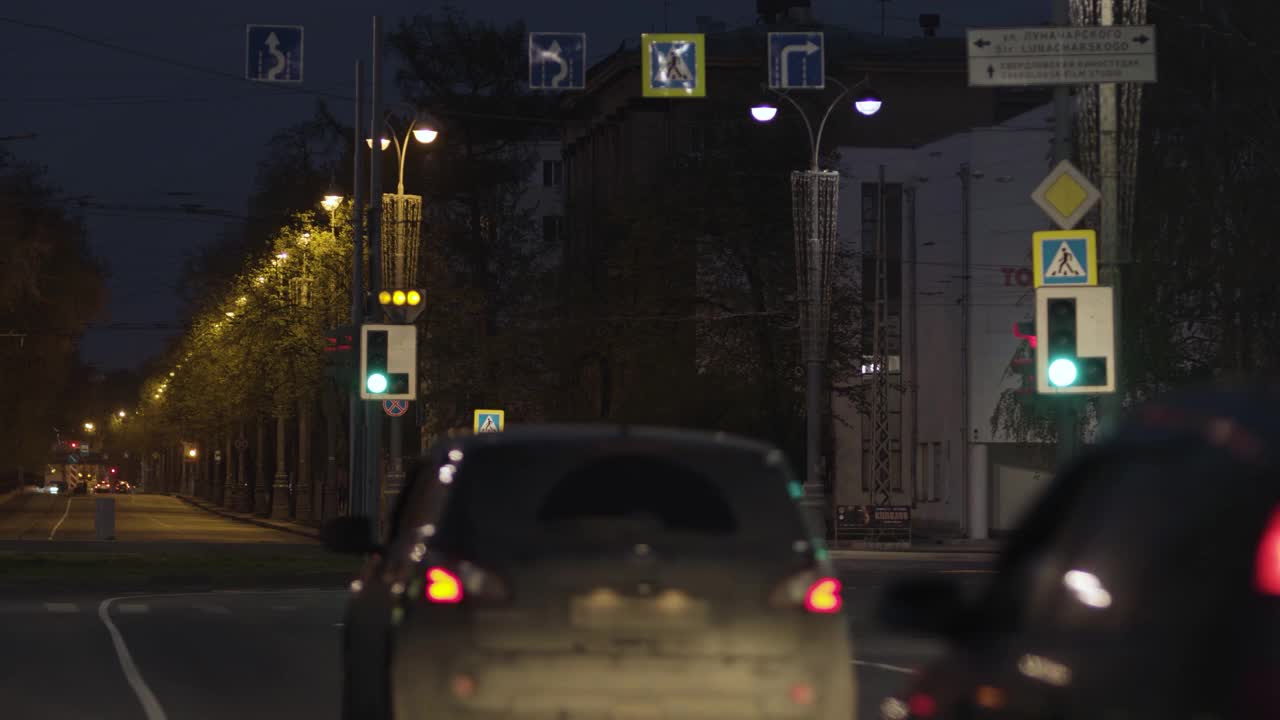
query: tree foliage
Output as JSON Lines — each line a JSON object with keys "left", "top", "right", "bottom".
{"left": 0, "top": 149, "right": 107, "bottom": 469}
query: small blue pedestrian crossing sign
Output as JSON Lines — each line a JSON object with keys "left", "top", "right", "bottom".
{"left": 1032, "top": 229, "right": 1097, "bottom": 288}
{"left": 528, "top": 32, "right": 586, "bottom": 90}
{"left": 473, "top": 409, "right": 505, "bottom": 433}
{"left": 642, "top": 33, "right": 706, "bottom": 98}
{"left": 768, "top": 32, "right": 825, "bottom": 89}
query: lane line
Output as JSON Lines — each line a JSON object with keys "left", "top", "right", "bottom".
{"left": 118, "top": 603, "right": 150, "bottom": 614}
{"left": 852, "top": 659, "right": 916, "bottom": 674}
{"left": 193, "top": 602, "right": 232, "bottom": 615}
{"left": 44, "top": 602, "right": 79, "bottom": 613}
{"left": 98, "top": 597, "right": 169, "bottom": 720}
{"left": 48, "top": 494, "right": 75, "bottom": 539}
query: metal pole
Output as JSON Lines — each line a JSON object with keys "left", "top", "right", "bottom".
{"left": 1049, "top": 0, "right": 1080, "bottom": 466}
{"left": 348, "top": 59, "right": 365, "bottom": 518}
{"left": 367, "top": 15, "right": 386, "bottom": 536}
{"left": 1097, "top": 0, "right": 1122, "bottom": 436}
{"left": 270, "top": 414, "right": 290, "bottom": 519}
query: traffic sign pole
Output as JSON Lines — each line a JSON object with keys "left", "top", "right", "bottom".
{"left": 1051, "top": 0, "right": 1078, "bottom": 467}
{"left": 1096, "top": 0, "right": 1124, "bottom": 436}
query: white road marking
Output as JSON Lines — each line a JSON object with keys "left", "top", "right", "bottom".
{"left": 117, "top": 603, "right": 150, "bottom": 614}
{"left": 98, "top": 597, "right": 168, "bottom": 720}
{"left": 333, "top": 622, "right": 345, "bottom": 628}
{"left": 48, "top": 494, "right": 74, "bottom": 539}
{"left": 193, "top": 602, "right": 232, "bottom": 615}
{"left": 852, "top": 659, "right": 917, "bottom": 674}
{"left": 44, "top": 602, "right": 78, "bottom": 613}
{"left": 147, "top": 515, "right": 179, "bottom": 530}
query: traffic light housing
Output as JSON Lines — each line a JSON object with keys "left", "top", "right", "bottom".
{"left": 1035, "top": 286, "right": 1115, "bottom": 394}
{"left": 359, "top": 324, "right": 417, "bottom": 400}
{"left": 376, "top": 288, "right": 425, "bottom": 323}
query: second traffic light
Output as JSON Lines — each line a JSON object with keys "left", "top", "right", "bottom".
{"left": 359, "top": 324, "right": 417, "bottom": 400}
{"left": 1034, "top": 286, "right": 1115, "bottom": 394}
{"left": 377, "top": 288, "right": 425, "bottom": 324}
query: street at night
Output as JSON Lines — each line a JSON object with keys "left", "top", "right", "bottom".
{"left": 0, "top": 491, "right": 306, "bottom": 543}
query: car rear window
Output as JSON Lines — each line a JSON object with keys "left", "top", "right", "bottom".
{"left": 431, "top": 442, "right": 807, "bottom": 562}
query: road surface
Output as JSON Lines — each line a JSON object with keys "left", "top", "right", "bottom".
{"left": 0, "top": 491, "right": 304, "bottom": 543}
{"left": 0, "top": 552, "right": 991, "bottom": 719}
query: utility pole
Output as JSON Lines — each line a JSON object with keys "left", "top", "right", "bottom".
{"left": 366, "top": 15, "right": 386, "bottom": 538}
{"left": 1096, "top": 0, "right": 1123, "bottom": 435}
{"left": 348, "top": 59, "right": 366, "bottom": 517}
{"left": 870, "top": 165, "right": 891, "bottom": 506}
{"left": 1052, "top": 0, "right": 1079, "bottom": 465}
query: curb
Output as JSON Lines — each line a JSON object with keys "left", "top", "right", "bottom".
{"left": 173, "top": 494, "right": 320, "bottom": 541}
{"left": 830, "top": 549, "right": 997, "bottom": 561}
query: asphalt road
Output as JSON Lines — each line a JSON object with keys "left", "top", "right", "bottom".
{"left": 0, "top": 491, "right": 304, "bottom": 543}
{"left": 839, "top": 557, "right": 995, "bottom": 719}
{"left": 0, "top": 552, "right": 991, "bottom": 720}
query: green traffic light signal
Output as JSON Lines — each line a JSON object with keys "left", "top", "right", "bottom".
{"left": 1048, "top": 358, "right": 1078, "bottom": 387}
{"left": 1046, "top": 298, "right": 1079, "bottom": 387}
{"left": 365, "top": 330, "right": 389, "bottom": 394}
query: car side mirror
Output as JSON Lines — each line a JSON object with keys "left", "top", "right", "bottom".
{"left": 320, "top": 516, "right": 381, "bottom": 555}
{"left": 877, "top": 575, "right": 972, "bottom": 638}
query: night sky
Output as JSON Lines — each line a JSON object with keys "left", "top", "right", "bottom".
{"left": 2, "top": 0, "right": 1048, "bottom": 371}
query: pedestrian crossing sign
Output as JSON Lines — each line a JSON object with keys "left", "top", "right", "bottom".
{"left": 1032, "top": 229, "right": 1097, "bottom": 288}
{"left": 473, "top": 409, "right": 505, "bottom": 433}
{"left": 642, "top": 33, "right": 706, "bottom": 98}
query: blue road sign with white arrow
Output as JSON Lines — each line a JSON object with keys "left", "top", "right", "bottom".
{"left": 246, "top": 25, "right": 304, "bottom": 83}
{"left": 529, "top": 32, "right": 586, "bottom": 90}
{"left": 768, "top": 32, "right": 824, "bottom": 89}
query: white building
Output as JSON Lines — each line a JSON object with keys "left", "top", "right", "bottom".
{"left": 832, "top": 103, "right": 1062, "bottom": 538}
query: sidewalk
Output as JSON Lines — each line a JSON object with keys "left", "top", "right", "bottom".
{"left": 173, "top": 494, "right": 320, "bottom": 541}
{"left": 828, "top": 537, "right": 1001, "bottom": 561}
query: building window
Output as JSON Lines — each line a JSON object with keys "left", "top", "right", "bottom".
{"left": 543, "top": 159, "right": 563, "bottom": 187}
{"left": 542, "top": 215, "right": 563, "bottom": 244}
{"left": 917, "top": 442, "right": 930, "bottom": 503}
{"left": 931, "top": 441, "right": 945, "bottom": 501}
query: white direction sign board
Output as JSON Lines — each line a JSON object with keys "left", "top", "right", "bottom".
{"left": 967, "top": 25, "right": 1157, "bottom": 87}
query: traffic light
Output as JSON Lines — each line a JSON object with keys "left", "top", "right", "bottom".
{"left": 1035, "top": 286, "right": 1116, "bottom": 394}
{"left": 376, "top": 288, "right": 425, "bottom": 323}
{"left": 1045, "top": 298, "right": 1078, "bottom": 387}
{"left": 359, "top": 324, "right": 417, "bottom": 400}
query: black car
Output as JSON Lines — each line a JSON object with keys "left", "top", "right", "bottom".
{"left": 325, "top": 425, "right": 855, "bottom": 720}
{"left": 877, "top": 384, "right": 1280, "bottom": 720}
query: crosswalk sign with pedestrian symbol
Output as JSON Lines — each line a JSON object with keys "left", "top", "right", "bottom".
{"left": 642, "top": 33, "right": 705, "bottom": 98}
{"left": 1032, "top": 229, "right": 1098, "bottom": 288}
{"left": 473, "top": 409, "right": 505, "bottom": 433}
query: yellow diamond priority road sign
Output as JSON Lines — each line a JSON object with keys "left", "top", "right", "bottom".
{"left": 1031, "top": 159, "right": 1100, "bottom": 230}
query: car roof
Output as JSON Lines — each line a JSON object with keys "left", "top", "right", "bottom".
{"left": 433, "top": 424, "right": 784, "bottom": 463}
{"left": 1103, "top": 382, "right": 1280, "bottom": 467}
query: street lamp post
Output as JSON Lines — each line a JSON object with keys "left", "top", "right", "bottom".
{"left": 751, "top": 77, "right": 883, "bottom": 536}
{"left": 369, "top": 105, "right": 436, "bottom": 537}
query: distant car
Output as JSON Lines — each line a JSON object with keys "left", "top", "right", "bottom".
{"left": 877, "top": 384, "right": 1280, "bottom": 720}
{"left": 47, "top": 480, "right": 68, "bottom": 495}
{"left": 324, "top": 426, "right": 855, "bottom": 720}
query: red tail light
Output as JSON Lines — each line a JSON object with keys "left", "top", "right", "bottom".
{"left": 907, "top": 692, "right": 938, "bottom": 717}
{"left": 770, "top": 569, "right": 844, "bottom": 614}
{"left": 426, "top": 567, "right": 463, "bottom": 603}
{"left": 423, "top": 561, "right": 509, "bottom": 604}
{"left": 1254, "top": 507, "right": 1280, "bottom": 595}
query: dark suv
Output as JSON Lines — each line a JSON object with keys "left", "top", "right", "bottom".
{"left": 325, "top": 425, "right": 855, "bottom": 720}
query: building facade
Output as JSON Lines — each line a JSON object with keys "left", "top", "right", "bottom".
{"left": 557, "top": 18, "right": 1047, "bottom": 424}
{"left": 833, "top": 103, "right": 1064, "bottom": 538}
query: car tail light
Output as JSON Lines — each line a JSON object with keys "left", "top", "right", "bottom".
{"left": 789, "top": 682, "right": 815, "bottom": 705}
{"left": 425, "top": 567, "right": 463, "bottom": 603}
{"left": 1254, "top": 506, "right": 1280, "bottom": 595}
{"left": 907, "top": 692, "right": 937, "bottom": 717}
{"left": 423, "top": 561, "right": 509, "bottom": 604}
{"left": 770, "top": 569, "right": 844, "bottom": 614}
